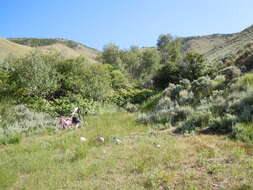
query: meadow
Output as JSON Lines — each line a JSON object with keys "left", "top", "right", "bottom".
{"left": 0, "top": 113, "right": 252, "bottom": 190}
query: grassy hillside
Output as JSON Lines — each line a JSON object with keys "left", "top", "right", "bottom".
{"left": 9, "top": 38, "right": 100, "bottom": 59}
{"left": 0, "top": 113, "right": 252, "bottom": 190}
{"left": 181, "top": 33, "right": 234, "bottom": 55}
{"left": 181, "top": 25, "right": 253, "bottom": 61}
{"left": 0, "top": 38, "right": 32, "bottom": 59}
{"left": 205, "top": 25, "right": 253, "bottom": 61}
{"left": 0, "top": 38, "right": 100, "bottom": 62}
{"left": 3, "top": 24, "right": 253, "bottom": 63}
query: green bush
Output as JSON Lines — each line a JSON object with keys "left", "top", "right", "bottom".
{"left": 0, "top": 104, "right": 55, "bottom": 145}
{"left": 24, "top": 95, "right": 99, "bottom": 116}
{"left": 110, "top": 69, "right": 131, "bottom": 90}
{"left": 181, "top": 52, "right": 209, "bottom": 81}
{"left": 237, "top": 73, "right": 253, "bottom": 88}
{"left": 55, "top": 57, "right": 113, "bottom": 101}
{"left": 179, "top": 111, "right": 212, "bottom": 133}
{"left": 209, "top": 114, "right": 237, "bottom": 134}
{"left": 191, "top": 76, "right": 213, "bottom": 99}
{"left": 153, "top": 62, "right": 181, "bottom": 89}
{"left": 124, "top": 103, "right": 138, "bottom": 113}
{"left": 220, "top": 66, "right": 241, "bottom": 83}
{"left": 211, "top": 75, "right": 226, "bottom": 90}
{"left": 7, "top": 52, "right": 60, "bottom": 98}
{"left": 140, "top": 93, "right": 162, "bottom": 111}
{"left": 109, "top": 88, "right": 154, "bottom": 106}
{"left": 232, "top": 123, "right": 253, "bottom": 143}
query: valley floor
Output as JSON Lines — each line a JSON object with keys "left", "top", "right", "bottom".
{"left": 0, "top": 113, "right": 253, "bottom": 190}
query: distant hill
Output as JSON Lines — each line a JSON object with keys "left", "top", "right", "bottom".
{"left": 0, "top": 38, "right": 100, "bottom": 62}
{"left": 181, "top": 25, "right": 253, "bottom": 61}
{"left": 2, "top": 25, "right": 253, "bottom": 63}
{"left": 181, "top": 33, "right": 234, "bottom": 56}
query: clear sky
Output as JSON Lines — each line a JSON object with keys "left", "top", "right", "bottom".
{"left": 1, "top": 0, "right": 253, "bottom": 50}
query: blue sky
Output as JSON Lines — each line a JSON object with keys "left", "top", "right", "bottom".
{"left": 1, "top": 0, "right": 253, "bottom": 50}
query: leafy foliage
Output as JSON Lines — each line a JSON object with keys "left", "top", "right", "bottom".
{"left": 7, "top": 52, "right": 60, "bottom": 97}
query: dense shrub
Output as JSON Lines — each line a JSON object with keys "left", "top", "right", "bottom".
{"left": 220, "top": 66, "right": 241, "bottom": 83}
{"left": 0, "top": 104, "right": 55, "bottom": 144}
{"left": 110, "top": 69, "right": 131, "bottom": 90}
{"left": 22, "top": 95, "right": 99, "bottom": 116}
{"left": 233, "top": 73, "right": 253, "bottom": 90}
{"left": 232, "top": 123, "right": 253, "bottom": 143}
{"left": 211, "top": 75, "right": 226, "bottom": 90}
{"left": 181, "top": 52, "right": 209, "bottom": 81}
{"left": 191, "top": 76, "right": 213, "bottom": 99}
{"left": 124, "top": 103, "right": 138, "bottom": 113}
{"left": 179, "top": 111, "right": 212, "bottom": 133}
{"left": 153, "top": 62, "right": 181, "bottom": 89}
{"left": 109, "top": 88, "right": 154, "bottom": 106}
{"left": 139, "top": 93, "right": 162, "bottom": 111}
{"left": 55, "top": 57, "right": 113, "bottom": 101}
{"left": 7, "top": 52, "right": 60, "bottom": 97}
{"left": 209, "top": 114, "right": 237, "bottom": 134}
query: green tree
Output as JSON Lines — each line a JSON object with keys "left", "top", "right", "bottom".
{"left": 139, "top": 48, "right": 160, "bottom": 80}
{"left": 55, "top": 57, "right": 113, "bottom": 101}
{"left": 110, "top": 69, "right": 130, "bottom": 90}
{"left": 101, "top": 44, "right": 123, "bottom": 70}
{"left": 120, "top": 46, "right": 142, "bottom": 79}
{"left": 181, "top": 52, "right": 208, "bottom": 81}
{"left": 81, "top": 64, "right": 113, "bottom": 101}
{"left": 153, "top": 62, "right": 181, "bottom": 89}
{"left": 8, "top": 52, "right": 60, "bottom": 98}
{"left": 157, "top": 34, "right": 182, "bottom": 64}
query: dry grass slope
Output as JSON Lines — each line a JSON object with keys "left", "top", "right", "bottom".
{"left": 0, "top": 38, "right": 32, "bottom": 60}
{"left": 10, "top": 38, "right": 100, "bottom": 62}
{"left": 182, "top": 25, "right": 253, "bottom": 62}
{"left": 0, "top": 38, "right": 100, "bottom": 62}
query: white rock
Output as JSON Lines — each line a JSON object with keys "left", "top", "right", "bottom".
{"left": 96, "top": 136, "right": 105, "bottom": 143}
{"left": 153, "top": 143, "right": 161, "bottom": 148}
{"left": 80, "top": 137, "right": 87, "bottom": 142}
{"left": 112, "top": 137, "right": 122, "bottom": 144}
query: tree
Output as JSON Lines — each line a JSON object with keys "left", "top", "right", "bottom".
{"left": 110, "top": 69, "right": 131, "bottom": 90}
{"left": 101, "top": 44, "right": 123, "bottom": 70}
{"left": 139, "top": 49, "right": 160, "bottom": 80}
{"left": 153, "top": 62, "right": 181, "bottom": 89}
{"left": 181, "top": 52, "right": 208, "bottom": 81}
{"left": 157, "top": 34, "right": 182, "bottom": 64}
{"left": 55, "top": 57, "right": 113, "bottom": 101}
{"left": 8, "top": 52, "right": 60, "bottom": 98}
{"left": 120, "top": 46, "right": 141, "bottom": 79}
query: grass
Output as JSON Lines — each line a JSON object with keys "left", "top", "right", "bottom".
{"left": 0, "top": 113, "right": 253, "bottom": 189}
{"left": 0, "top": 38, "right": 31, "bottom": 60}
{"left": 0, "top": 37, "right": 99, "bottom": 63}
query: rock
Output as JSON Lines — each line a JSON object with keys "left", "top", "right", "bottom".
{"left": 112, "top": 137, "right": 122, "bottom": 144}
{"left": 96, "top": 136, "right": 105, "bottom": 143}
{"left": 80, "top": 137, "right": 87, "bottom": 142}
{"left": 153, "top": 143, "right": 161, "bottom": 148}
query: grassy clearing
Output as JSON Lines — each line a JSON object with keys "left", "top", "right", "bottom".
{"left": 0, "top": 113, "right": 253, "bottom": 190}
